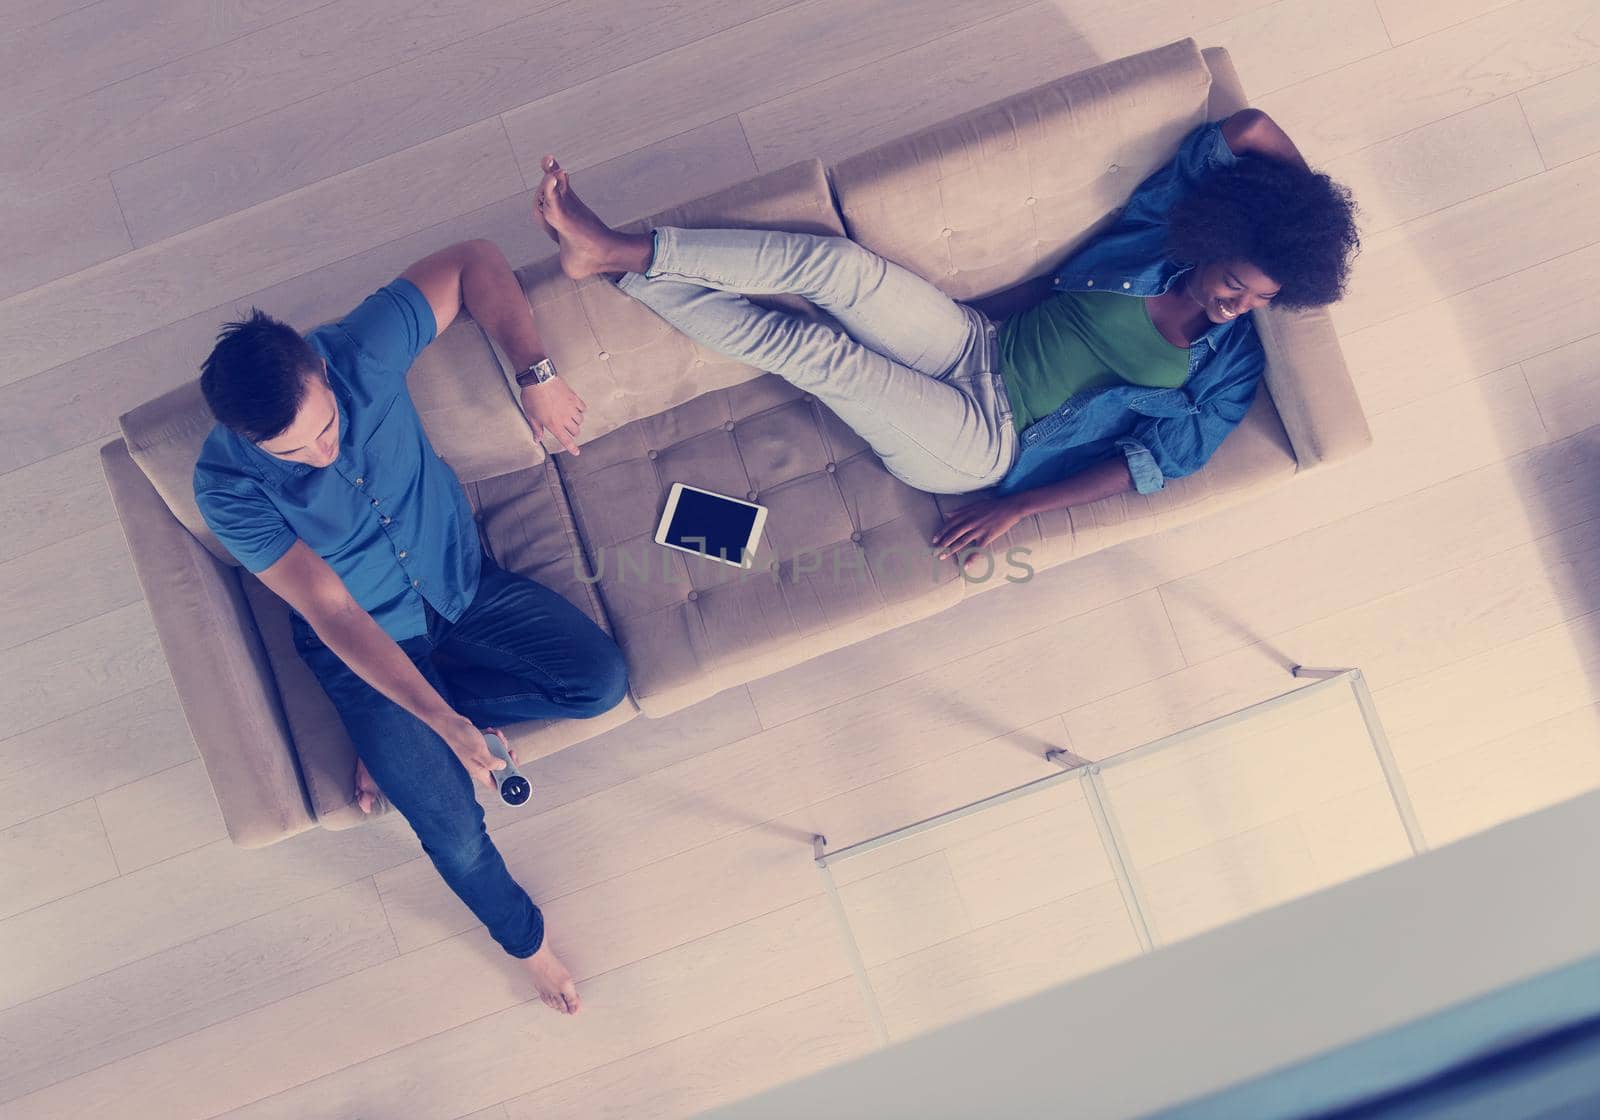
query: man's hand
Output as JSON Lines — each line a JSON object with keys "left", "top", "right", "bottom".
{"left": 933, "top": 496, "right": 1029, "bottom": 563}
{"left": 439, "top": 713, "right": 511, "bottom": 791}
{"left": 519, "top": 377, "right": 587, "bottom": 456}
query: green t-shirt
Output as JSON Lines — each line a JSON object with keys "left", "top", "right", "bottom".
{"left": 998, "top": 290, "right": 1190, "bottom": 433}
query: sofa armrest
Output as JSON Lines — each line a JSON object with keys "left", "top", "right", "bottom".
{"left": 100, "top": 439, "right": 314, "bottom": 848}
{"left": 1202, "top": 45, "right": 1373, "bottom": 470}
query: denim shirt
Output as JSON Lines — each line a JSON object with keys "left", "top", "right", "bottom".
{"left": 994, "top": 121, "right": 1266, "bottom": 498}
{"left": 193, "top": 279, "right": 483, "bottom": 643}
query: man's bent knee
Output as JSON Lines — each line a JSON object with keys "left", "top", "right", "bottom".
{"left": 565, "top": 639, "right": 629, "bottom": 718}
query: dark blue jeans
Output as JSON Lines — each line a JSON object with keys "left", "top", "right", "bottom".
{"left": 291, "top": 553, "right": 628, "bottom": 958}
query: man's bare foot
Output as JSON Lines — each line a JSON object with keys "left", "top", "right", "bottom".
{"left": 534, "top": 155, "right": 653, "bottom": 280}
{"left": 521, "top": 939, "right": 581, "bottom": 1015}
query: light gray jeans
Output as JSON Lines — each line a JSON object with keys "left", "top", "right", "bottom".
{"left": 615, "top": 226, "right": 1017, "bottom": 494}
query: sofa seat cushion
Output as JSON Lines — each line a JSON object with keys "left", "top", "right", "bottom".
{"left": 558, "top": 374, "right": 965, "bottom": 716}
{"left": 516, "top": 159, "right": 848, "bottom": 452}
{"left": 248, "top": 458, "right": 635, "bottom": 828}
{"left": 120, "top": 316, "right": 540, "bottom": 569}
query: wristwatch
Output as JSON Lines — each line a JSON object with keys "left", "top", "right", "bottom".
{"left": 514, "top": 356, "right": 557, "bottom": 388}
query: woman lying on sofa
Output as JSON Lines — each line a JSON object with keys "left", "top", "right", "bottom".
{"left": 530, "top": 109, "right": 1359, "bottom": 559}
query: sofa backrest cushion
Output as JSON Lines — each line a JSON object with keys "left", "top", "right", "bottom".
{"left": 515, "top": 159, "right": 847, "bottom": 449}
{"left": 829, "top": 37, "right": 1214, "bottom": 301}
{"left": 120, "top": 316, "right": 540, "bottom": 567}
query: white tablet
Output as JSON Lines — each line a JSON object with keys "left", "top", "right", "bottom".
{"left": 655, "top": 483, "right": 767, "bottom": 569}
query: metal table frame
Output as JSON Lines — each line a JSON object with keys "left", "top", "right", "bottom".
{"left": 811, "top": 667, "right": 1426, "bottom": 1046}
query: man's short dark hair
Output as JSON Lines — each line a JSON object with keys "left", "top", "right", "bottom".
{"left": 1166, "top": 156, "right": 1361, "bottom": 310}
{"left": 199, "top": 308, "right": 322, "bottom": 443}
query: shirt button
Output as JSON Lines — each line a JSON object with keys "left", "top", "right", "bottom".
{"left": 399, "top": 550, "right": 408, "bottom": 559}
{"left": 746, "top": 490, "right": 758, "bottom": 501}
{"left": 686, "top": 590, "right": 699, "bottom": 602}
{"left": 381, "top": 516, "right": 391, "bottom": 525}
{"left": 850, "top": 531, "right": 863, "bottom": 543}
{"left": 412, "top": 578, "right": 421, "bottom": 588}
{"left": 824, "top": 462, "right": 836, "bottom": 474}
{"left": 1108, "top": 163, "right": 1120, "bottom": 174}
{"left": 597, "top": 350, "right": 610, "bottom": 361}
{"left": 1122, "top": 282, "right": 1132, "bottom": 289}
{"left": 724, "top": 421, "right": 736, "bottom": 432}
{"left": 1085, "top": 279, "right": 1095, "bottom": 287}
{"left": 1024, "top": 196, "right": 1036, "bottom": 205}
{"left": 355, "top": 477, "right": 364, "bottom": 486}
{"left": 647, "top": 449, "right": 658, "bottom": 460}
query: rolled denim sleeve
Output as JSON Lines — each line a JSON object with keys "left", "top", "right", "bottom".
{"left": 1118, "top": 340, "right": 1266, "bottom": 493}
{"left": 1115, "top": 437, "right": 1168, "bottom": 495}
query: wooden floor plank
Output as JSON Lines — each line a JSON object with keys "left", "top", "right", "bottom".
{"left": 1334, "top": 150, "right": 1600, "bottom": 337}
{"left": 0, "top": 879, "right": 396, "bottom": 1104}
{"left": 94, "top": 759, "right": 227, "bottom": 873}
{"left": 1522, "top": 332, "right": 1600, "bottom": 438}
{"left": 1063, "top": 512, "right": 1600, "bottom": 760}
{"left": 0, "top": 177, "right": 131, "bottom": 300}
{"left": 1519, "top": 61, "right": 1600, "bottom": 167}
{"left": 738, "top": 2, "right": 1097, "bottom": 174}
{"left": 0, "top": 799, "right": 118, "bottom": 921}
{"left": 1375, "top": 0, "right": 1520, "bottom": 44}
{"left": 0, "top": 440, "right": 116, "bottom": 564}
{"left": 5, "top": 898, "right": 848, "bottom": 1120}
{"left": 1375, "top": 609, "right": 1600, "bottom": 772}
{"left": 0, "top": 521, "right": 140, "bottom": 652}
{"left": 1320, "top": 96, "right": 1545, "bottom": 234}
{"left": 0, "top": 118, "right": 524, "bottom": 387}
{"left": 0, "top": 0, "right": 556, "bottom": 202}
{"left": 499, "top": 0, "right": 1037, "bottom": 174}
{"left": 0, "top": 0, "right": 333, "bottom": 106}
{"left": 0, "top": 601, "right": 168, "bottom": 743}
{"left": 1159, "top": 416, "right": 1591, "bottom": 666}
{"left": 503, "top": 978, "right": 876, "bottom": 1120}
{"left": 1404, "top": 700, "right": 1600, "bottom": 846}
{"left": 0, "top": 816, "right": 419, "bottom": 1010}
{"left": 867, "top": 880, "right": 1141, "bottom": 1041}
{"left": 1257, "top": 0, "right": 1600, "bottom": 160}
{"left": 1201, "top": 0, "right": 1391, "bottom": 97}
{"left": 0, "top": 680, "right": 197, "bottom": 833}
{"left": 108, "top": 0, "right": 788, "bottom": 245}
{"left": 1338, "top": 239, "right": 1600, "bottom": 415}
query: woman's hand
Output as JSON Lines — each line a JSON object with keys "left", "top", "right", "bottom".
{"left": 519, "top": 378, "right": 587, "bottom": 456}
{"left": 353, "top": 757, "right": 382, "bottom": 815}
{"left": 933, "top": 496, "right": 1029, "bottom": 562}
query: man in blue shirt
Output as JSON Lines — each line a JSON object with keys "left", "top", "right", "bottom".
{"left": 193, "top": 239, "right": 615, "bottom": 1015}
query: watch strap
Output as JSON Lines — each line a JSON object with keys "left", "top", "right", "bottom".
{"left": 515, "top": 356, "right": 557, "bottom": 388}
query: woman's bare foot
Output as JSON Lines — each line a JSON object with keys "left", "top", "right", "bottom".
{"left": 534, "top": 155, "right": 653, "bottom": 279}
{"left": 521, "top": 939, "right": 581, "bottom": 1014}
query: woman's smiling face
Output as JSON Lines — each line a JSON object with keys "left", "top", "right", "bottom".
{"left": 257, "top": 361, "right": 342, "bottom": 468}
{"left": 1187, "top": 260, "right": 1282, "bottom": 323}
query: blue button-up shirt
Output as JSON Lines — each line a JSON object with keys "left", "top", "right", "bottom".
{"left": 193, "top": 279, "right": 482, "bottom": 642}
{"left": 994, "top": 121, "right": 1266, "bottom": 498}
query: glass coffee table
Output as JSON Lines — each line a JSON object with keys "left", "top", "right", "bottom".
{"left": 811, "top": 667, "right": 1425, "bottom": 1045}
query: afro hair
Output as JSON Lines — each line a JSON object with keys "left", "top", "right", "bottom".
{"left": 1166, "top": 155, "right": 1360, "bottom": 310}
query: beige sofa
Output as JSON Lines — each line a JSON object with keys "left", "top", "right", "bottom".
{"left": 100, "top": 39, "right": 1369, "bottom": 849}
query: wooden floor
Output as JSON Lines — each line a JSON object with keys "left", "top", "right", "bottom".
{"left": 3, "top": 0, "right": 1599, "bottom": 1116}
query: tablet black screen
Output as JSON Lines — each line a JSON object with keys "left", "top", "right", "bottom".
{"left": 663, "top": 487, "right": 759, "bottom": 563}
